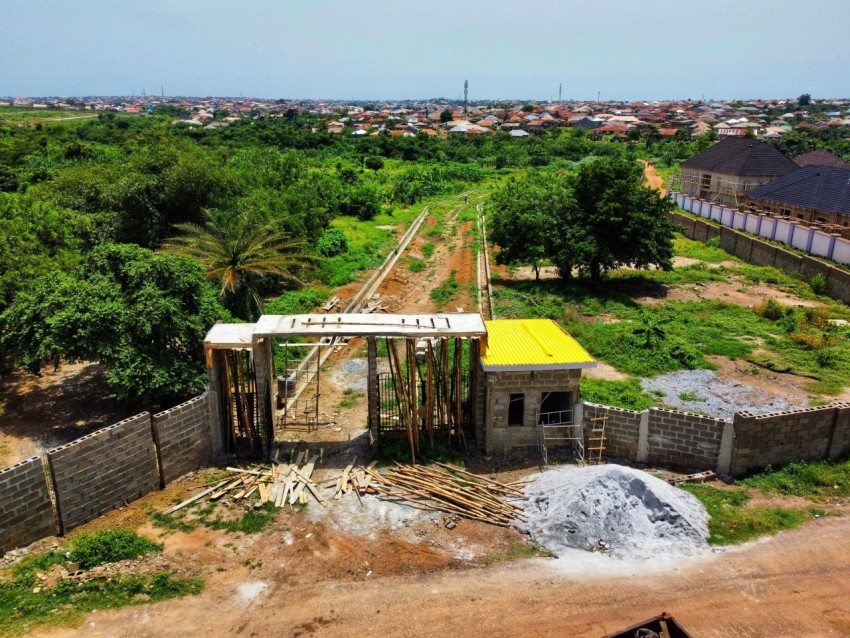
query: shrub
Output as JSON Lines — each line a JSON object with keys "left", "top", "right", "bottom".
{"left": 753, "top": 298, "right": 785, "bottom": 321}
{"left": 316, "top": 227, "right": 348, "bottom": 257}
{"left": 816, "top": 347, "right": 839, "bottom": 368}
{"left": 804, "top": 306, "right": 830, "bottom": 328}
{"left": 810, "top": 273, "right": 827, "bottom": 295}
{"left": 364, "top": 156, "right": 384, "bottom": 171}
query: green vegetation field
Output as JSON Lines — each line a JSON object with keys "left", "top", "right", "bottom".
{"left": 492, "top": 234, "right": 850, "bottom": 409}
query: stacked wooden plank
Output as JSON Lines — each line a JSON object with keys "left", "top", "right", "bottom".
{"left": 160, "top": 455, "right": 381, "bottom": 514}
{"left": 365, "top": 462, "right": 528, "bottom": 527}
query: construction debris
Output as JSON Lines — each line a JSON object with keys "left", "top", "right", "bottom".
{"left": 160, "top": 460, "right": 527, "bottom": 529}
{"left": 667, "top": 471, "right": 716, "bottom": 487}
{"left": 159, "top": 456, "right": 379, "bottom": 514}
{"left": 366, "top": 462, "right": 528, "bottom": 527}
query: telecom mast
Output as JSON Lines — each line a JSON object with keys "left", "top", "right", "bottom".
{"left": 463, "top": 79, "right": 468, "bottom": 117}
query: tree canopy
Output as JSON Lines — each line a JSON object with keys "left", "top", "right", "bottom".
{"left": 487, "top": 157, "right": 675, "bottom": 282}
{"left": 0, "top": 244, "right": 227, "bottom": 406}
{"left": 162, "top": 210, "right": 314, "bottom": 321}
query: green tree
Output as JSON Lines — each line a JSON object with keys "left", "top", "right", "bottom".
{"left": 0, "top": 244, "right": 226, "bottom": 407}
{"left": 798, "top": 93, "right": 812, "bottom": 106}
{"left": 551, "top": 157, "right": 675, "bottom": 282}
{"left": 487, "top": 174, "right": 563, "bottom": 279}
{"left": 440, "top": 108, "right": 453, "bottom": 124}
{"left": 0, "top": 193, "right": 80, "bottom": 311}
{"left": 162, "top": 209, "right": 314, "bottom": 320}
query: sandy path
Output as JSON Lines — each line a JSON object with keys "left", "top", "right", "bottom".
{"left": 642, "top": 160, "right": 665, "bottom": 195}
{"left": 37, "top": 515, "right": 850, "bottom": 637}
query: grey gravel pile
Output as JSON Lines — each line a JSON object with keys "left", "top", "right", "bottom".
{"left": 640, "top": 369, "right": 808, "bottom": 420}
{"left": 517, "top": 465, "right": 709, "bottom": 559}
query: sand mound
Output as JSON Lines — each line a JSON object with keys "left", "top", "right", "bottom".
{"left": 517, "top": 465, "right": 709, "bottom": 559}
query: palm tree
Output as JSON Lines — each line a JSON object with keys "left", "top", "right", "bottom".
{"left": 162, "top": 209, "right": 314, "bottom": 320}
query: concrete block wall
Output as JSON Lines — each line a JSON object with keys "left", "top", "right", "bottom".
{"left": 0, "top": 457, "right": 58, "bottom": 552}
{"left": 47, "top": 412, "right": 159, "bottom": 534}
{"left": 582, "top": 403, "right": 642, "bottom": 461}
{"left": 484, "top": 369, "right": 580, "bottom": 454}
{"left": 152, "top": 393, "right": 213, "bottom": 486}
{"left": 646, "top": 408, "right": 728, "bottom": 471}
{"left": 827, "top": 403, "right": 850, "bottom": 460}
{"left": 668, "top": 197, "right": 850, "bottom": 305}
{"left": 729, "top": 405, "right": 838, "bottom": 477}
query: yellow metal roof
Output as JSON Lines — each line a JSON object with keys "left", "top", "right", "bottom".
{"left": 481, "top": 319, "right": 596, "bottom": 371}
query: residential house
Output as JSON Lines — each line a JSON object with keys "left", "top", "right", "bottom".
{"left": 739, "top": 165, "right": 850, "bottom": 234}
{"left": 679, "top": 138, "right": 799, "bottom": 207}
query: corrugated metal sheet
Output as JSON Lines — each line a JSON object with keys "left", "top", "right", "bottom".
{"left": 482, "top": 319, "right": 596, "bottom": 370}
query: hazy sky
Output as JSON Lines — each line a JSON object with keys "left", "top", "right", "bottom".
{"left": 2, "top": 0, "right": 848, "bottom": 101}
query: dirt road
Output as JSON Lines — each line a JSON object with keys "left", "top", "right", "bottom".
{"left": 642, "top": 160, "right": 665, "bottom": 195}
{"left": 37, "top": 515, "right": 850, "bottom": 637}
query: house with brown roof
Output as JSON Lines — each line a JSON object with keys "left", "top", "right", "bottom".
{"left": 740, "top": 165, "right": 850, "bottom": 234}
{"left": 794, "top": 150, "right": 850, "bottom": 170}
{"left": 679, "top": 138, "right": 799, "bottom": 207}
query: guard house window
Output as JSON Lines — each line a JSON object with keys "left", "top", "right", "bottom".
{"left": 508, "top": 394, "right": 524, "bottom": 427}
{"left": 539, "top": 392, "right": 571, "bottom": 425}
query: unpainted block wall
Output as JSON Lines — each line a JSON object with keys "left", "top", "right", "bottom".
{"left": 152, "top": 393, "right": 212, "bottom": 486}
{"left": 47, "top": 412, "right": 159, "bottom": 534}
{"left": 647, "top": 408, "right": 727, "bottom": 470}
{"left": 668, "top": 210, "right": 850, "bottom": 305}
{"left": 582, "top": 403, "right": 641, "bottom": 460}
{"left": 0, "top": 457, "right": 57, "bottom": 552}
{"left": 828, "top": 403, "right": 850, "bottom": 460}
{"left": 485, "top": 369, "right": 580, "bottom": 454}
{"left": 729, "top": 406, "right": 839, "bottom": 477}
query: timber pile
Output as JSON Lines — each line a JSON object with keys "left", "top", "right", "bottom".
{"left": 365, "top": 462, "right": 528, "bottom": 527}
{"left": 160, "top": 454, "right": 378, "bottom": 515}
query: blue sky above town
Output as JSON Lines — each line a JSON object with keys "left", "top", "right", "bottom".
{"left": 2, "top": 0, "right": 848, "bottom": 100}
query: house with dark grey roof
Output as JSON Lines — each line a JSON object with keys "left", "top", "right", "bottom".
{"left": 740, "top": 165, "right": 850, "bottom": 233}
{"left": 679, "top": 138, "right": 799, "bottom": 207}
{"left": 794, "top": 150, "right": 850, "bottom": 170}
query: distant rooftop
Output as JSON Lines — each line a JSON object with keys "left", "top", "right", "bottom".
{"left": 681, "top": 138, "right": 799, "bottom": 177}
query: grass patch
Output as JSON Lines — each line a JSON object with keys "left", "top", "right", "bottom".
{"left": 421, "top": 242, "right": 436, "bottom": 258}
{"left": 0, "top": 530, "right": 201, "bottom": 638}
{"left": 673, "top": 235, "right": 732, "bottom": 264}
{"left": 580, "top": 377, "right": 658, "bottom": 411}
{"left": 430, "top": 270, "right": 459, "bottom": 306}
{"left": 407, "top": 258, "right": 425, "bottom": 273}
{"left": 481, "top": 541, "right": 554, "bottom": 565}
{"left": 150, "top": 500, "right": 278, "bottom": 535}
{"left": 678, "top": 390, "right": 704, "bottom": 402}
{"left": 339, "top": 388, "right": 364, "bottom": 409}
{"left": 741, "top": 459, "right": 850, "bottom": 499}
{"left": 681, "top": 484, "right": 806, "bottom": 545}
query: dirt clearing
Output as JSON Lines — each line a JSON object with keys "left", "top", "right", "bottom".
{"left": 31, "top": 509, "right": 850, "bottom": 638}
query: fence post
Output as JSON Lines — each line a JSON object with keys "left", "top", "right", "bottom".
{"left": 636, "top": 410, "right": 650, "bottom": 463}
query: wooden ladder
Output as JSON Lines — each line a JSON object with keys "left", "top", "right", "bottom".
{"left": 586, "top": 411, "right": 607, "bottom": 465}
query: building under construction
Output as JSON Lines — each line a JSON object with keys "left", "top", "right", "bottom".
{"left": 204, "top": 312, "right": 596, "bottom": 461}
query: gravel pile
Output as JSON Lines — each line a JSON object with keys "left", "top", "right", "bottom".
{"left": 640, "top": 369, "right": 808, "bottom": 421}
{"left": 517, "top": 465, "right": 709, "bottom": 559}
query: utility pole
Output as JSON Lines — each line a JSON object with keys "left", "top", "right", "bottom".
{"left": 559, "top": 83, "right": 562, "bottom": 102}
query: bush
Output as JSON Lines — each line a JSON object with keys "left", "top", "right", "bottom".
{"left": 316, "top": 227, "right": 348, "bottom": 257}
{"left": 364, "top": 156, "right": 384, "bottom": 171}
{"left": 753, "top": 298, "right": 785, "bottom": 321}
{"left": 816, "top": 347, "right": 839, "bottom": 368}
{"left": 810, "top": 273, "right": 827, "bottom": 295}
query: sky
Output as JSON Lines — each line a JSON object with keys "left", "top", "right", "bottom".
{"left": 2, "top": 0, "right": 848, "bottom": 101}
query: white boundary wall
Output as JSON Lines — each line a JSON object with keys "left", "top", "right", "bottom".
{"left": 672, "top": 192, "right": 850, "bottom": 266}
